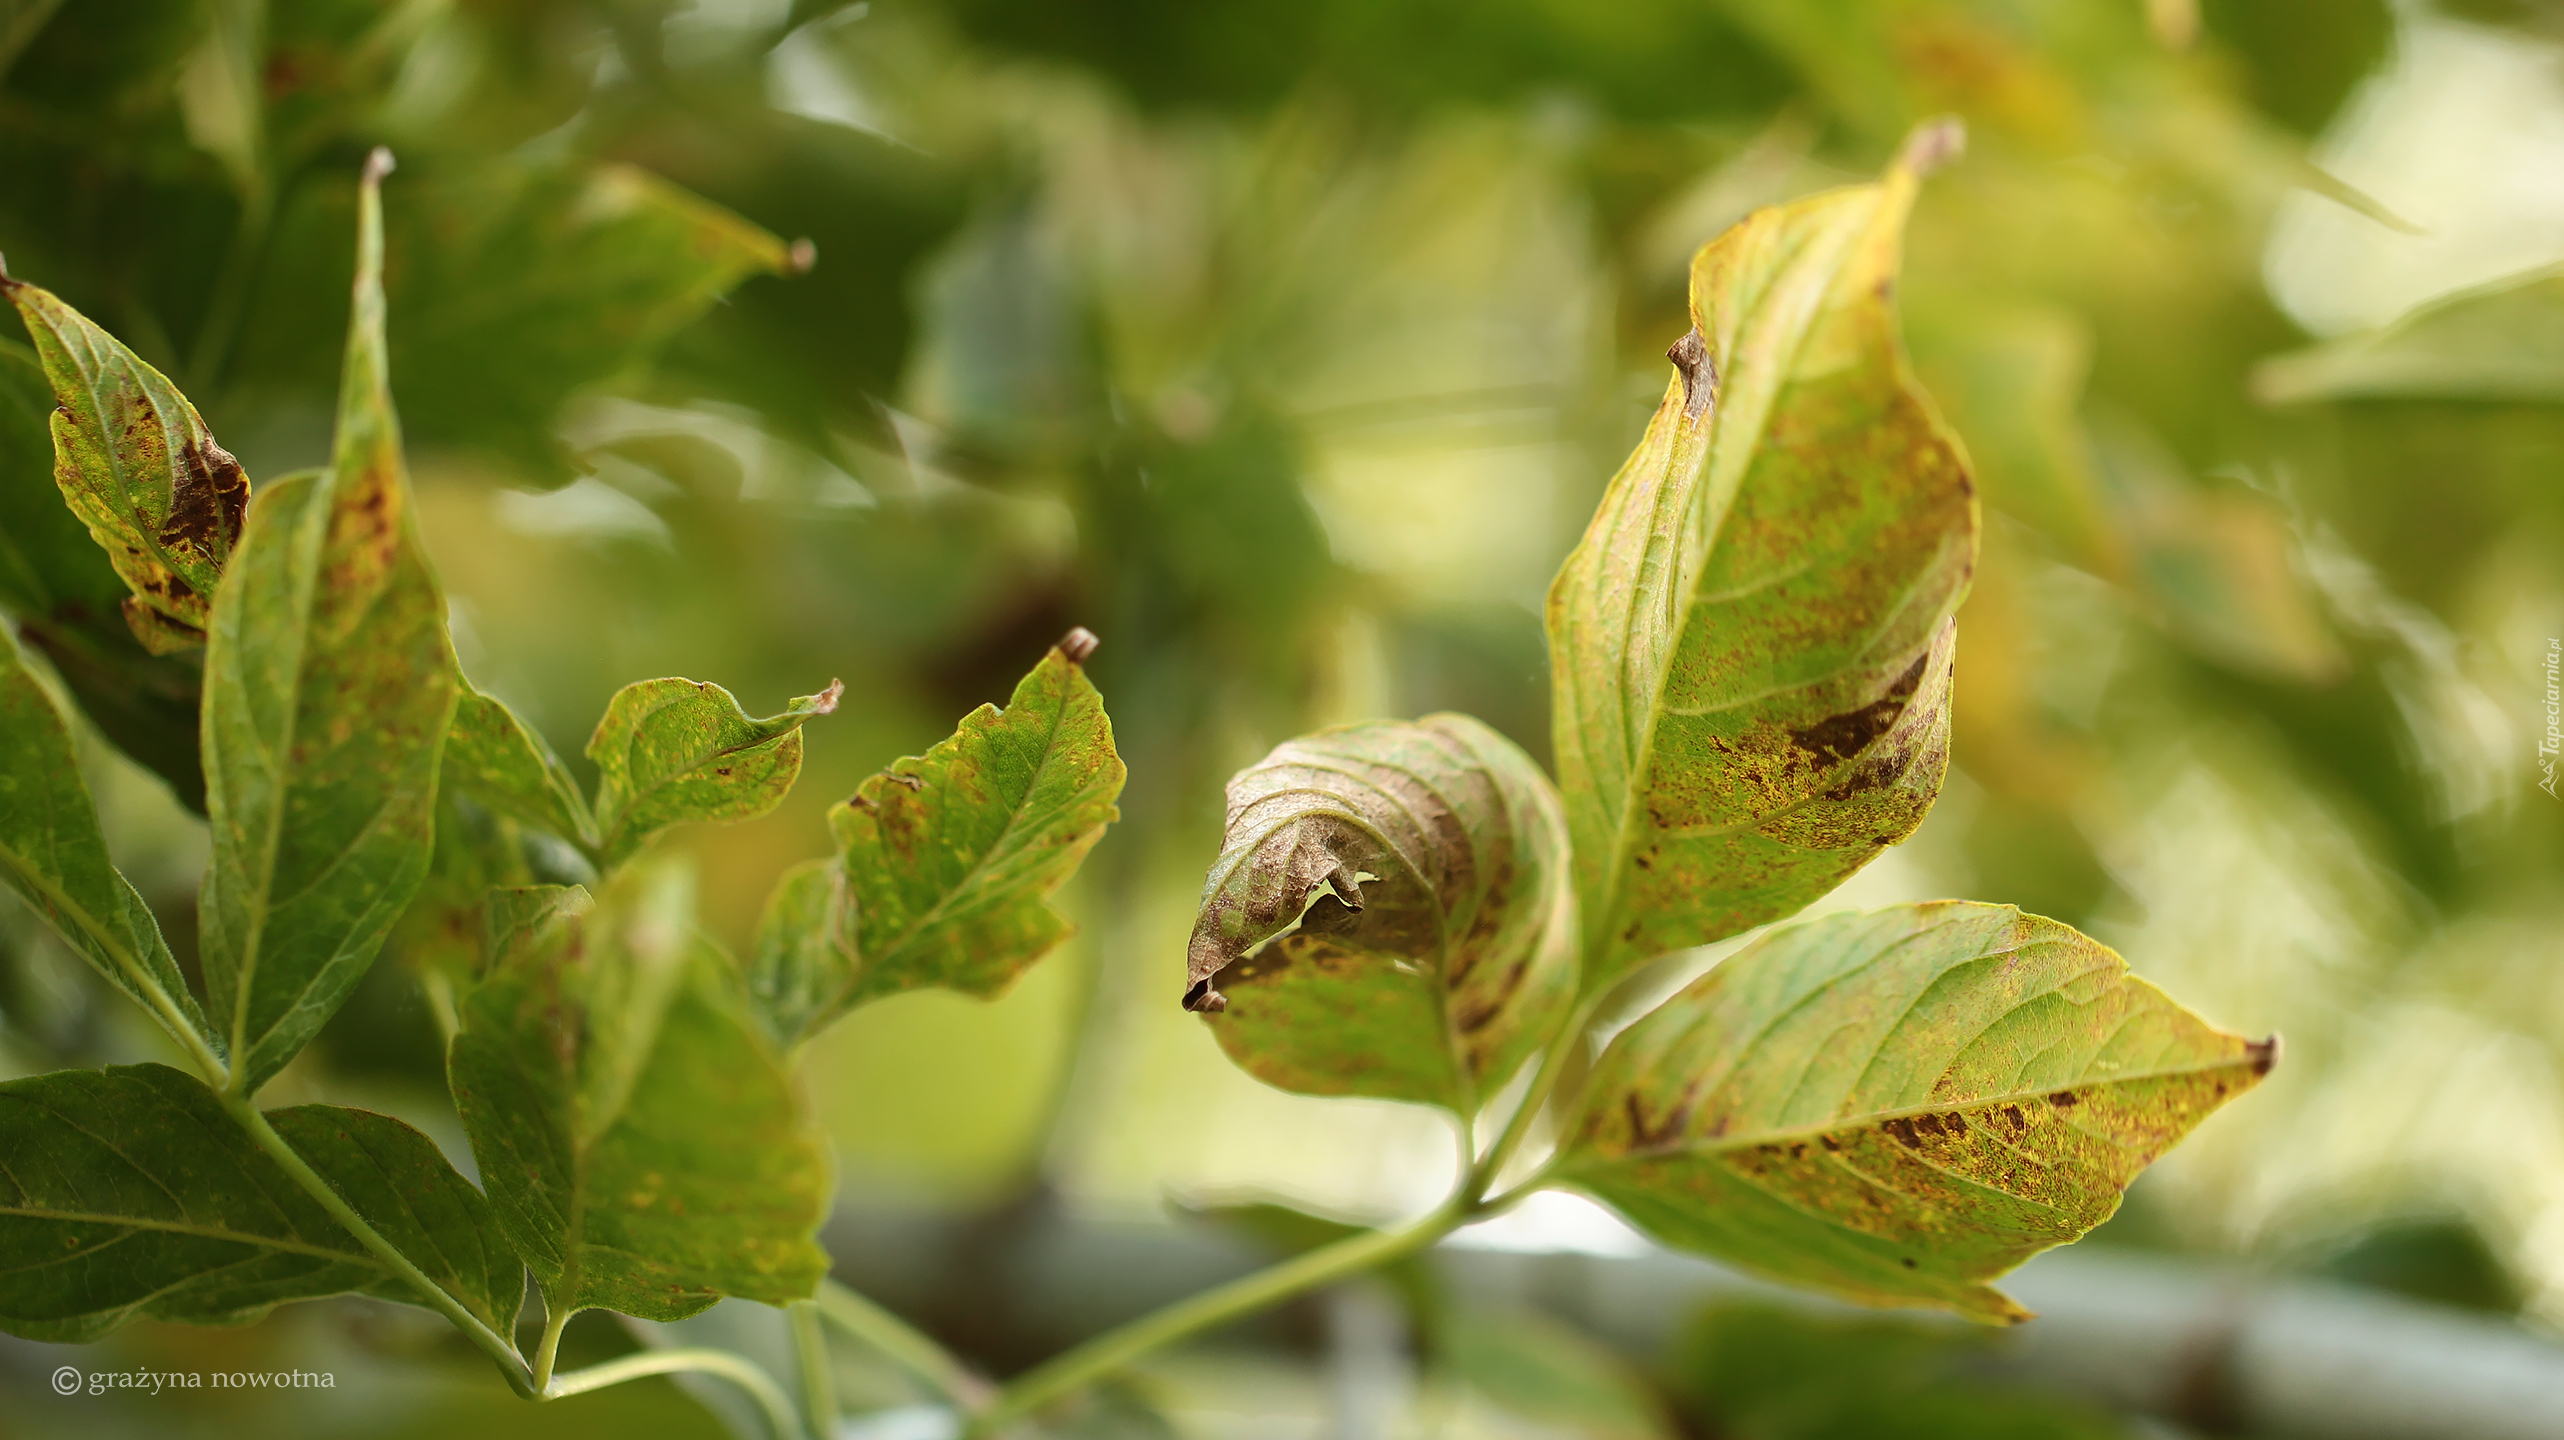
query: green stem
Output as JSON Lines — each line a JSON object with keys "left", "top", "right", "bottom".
{"left": 547, "top": 1348, "right": 806, "bottom": 1440}
{"left": 966, "top": 1197, "right": 1468, "bottom": 1436}
{"left": 219, "top": 1093, "right": 536, "bottom": 1396}
{"left": 790, "top": 1298, "right": 837, "bottom": 1439}
{"left": 1468, "top": 991, "right": 1601, "bottom": 1195}
{"left": 531, "top": 1301, "right": 573, "bottom": 1392}
{"left": 815, "top": 1277, "right": 987, "bottom": 1410}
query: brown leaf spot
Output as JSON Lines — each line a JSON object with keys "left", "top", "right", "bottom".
{"left": 162, "top": 435, "right": 249, "bottom": 563}
{"left": 1181, "top": 977, "right": 1227, "bottom": 1013}
{"left": 1787, "top": 647, "right": 1930, "bottom": 768}
{"left": 2047, "top": 1090, "right": 2079, "bottom": 1109}
{"left": 1666, "top": 327, "right": 1718, "bottom": 420}
{"left": 2249, "top": 1034, "right": 2282, "bottom": 1076}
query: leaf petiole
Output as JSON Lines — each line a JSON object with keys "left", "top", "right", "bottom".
{"left": 789, "top": 1298, "right": 837, "bottom": 1438}
{"left": 966, "top": 1193, "right": 1471, "bottom": 1436}
{"left": 547, "top": 1347, "right": 806, "bottom": 1440}
{"left": 814, "top": 1277, "right": 988, "bottom": 1410}
{"left": 216, "top": 1092, "right": 538, "bottom": 1396}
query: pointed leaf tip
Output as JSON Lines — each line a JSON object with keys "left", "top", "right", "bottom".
{"left": 1060, "top": 627, "right": 1100, "bottom": 664}
{"left": 812, "top": 678, "right": 844, "bottom": 714}
{"left": 1897, "top": 116, "right": 1966, "bottom": 177}
{"left": 364, "top": 147, "right": 397, "bottom": 185}
{"left": 786, "top": 238, "right": 818, "bottom": 274}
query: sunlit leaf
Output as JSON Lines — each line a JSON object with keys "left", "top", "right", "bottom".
{"left": 1546, "top": 126, "right": 1976, "bottom": 989}
{"left": 449, "top": 863, "right": 830, "bottom": 1320}
{"left": 586, "top": 675, "right": 841, "bottom": 868}
{"left": 0, "top": 266, "right": 248, "bottom": 650}
{"left": 0, "top": 1063, "right": 519, "bottom": 1342}
{"left": 200, "top": 153, "right": 460, "bottom": 1095}
{"left": 446, "top": 682, "right": 598, "bottom": 853}
{"left": 0, "top": 623, "right": 212, "bottom": 1057}
{"left": 1559, "top": 902, "right": 2275, "bottom": 1323}
{"left": 749, "top": 636, "right": 1123, "bottom": 1044}
{"left": 2254, "top": 265, "right": 2564, "bottom": 405}
{"left": 1183, "top": 713, "right": 1575, "bottom": 1114}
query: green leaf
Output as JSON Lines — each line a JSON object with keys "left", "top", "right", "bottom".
{"left": 1544, "top": 126, "right": 1976, "bottom": 989}
{"left": 446, "top": 682, "right": 599, "bottom": 853}
{"left": 449, "top": 863, "right": 831, "bottom": 1321}
{"left": 2253, "top": 264, "right": 2564, "bottom": 404}
{"left": 749, "top": 637, "right": 1123, "bottom": 1044}
{"left": 0, "top": 265, "right": 249, "bottom": 651}
{"left": 386, "top": 161, "right": 792, "bottom": 470}
{"left": 1181, "top": 713, "right": 1575, "bottom": 1114}
{"left": 0, "top": 624, "right": 214, "bottom": 1059}
{"left": 1558, "top": 902, "right": 2275, "bottom": 1323}
{"left": 386, "top": 794, "right": 539, "bottom": 993}
{"left": 0, "top": 1063, "right": 520, "bottom": 1342}
{"left": 200, "top": 153, "right": 460, "bottom": 1096}
{"left": 586, "top": 676, "right": 841, "bottom": 868}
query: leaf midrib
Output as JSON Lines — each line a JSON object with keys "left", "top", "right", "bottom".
{"left": 1600, "top": 1055, "right": 2261, "bottom": 1164}
{"left": 1589, "top": 200, "right": 1881, "bottom": 961}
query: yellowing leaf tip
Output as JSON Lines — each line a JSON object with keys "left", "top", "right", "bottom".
{"left": 812, "top": 678, "right": 844, "bottom": 714}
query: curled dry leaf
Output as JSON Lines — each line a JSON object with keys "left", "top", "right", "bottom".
{"left": 1558, "top": 902, "right": 2275, "bottom": 1323}
{"left": 1184, "top": 714, "right": 1577, "bottom": 1114}
{"left": 1, "top": 271, "right": 248, "bottom": 651}
{"left": 1546, "top": 125, "right": 1978, "bottom": 991}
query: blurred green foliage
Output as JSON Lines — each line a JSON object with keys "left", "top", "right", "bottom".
{"left": 3, "top": 0, "right": 2562, "bottom": 1434}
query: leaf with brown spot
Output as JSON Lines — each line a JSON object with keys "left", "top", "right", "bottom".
{"left": 749, "top": 639, "right": 1123, "bottom": 1044}
{"left": 585, "top": 676, "right": 840, "bottom": 867}
{"left": 200, "top": 153, "right": 459, "bottom": 1096}
{"left": 1545, "top": 123, "right": 1978, "bottom": 990}
{"left": 1, "top": 271, "right": 248, "bottom": 649}
{"left": 1557, "top": 902, "right": 2274, "bottom": 1324}
{"left": 1184, "top": 714, "right": 1577, "bottom": 1115}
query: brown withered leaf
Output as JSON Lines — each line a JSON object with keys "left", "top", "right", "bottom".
{"left": 1185, "top": 714, "right": 1577, "bottom": 1115}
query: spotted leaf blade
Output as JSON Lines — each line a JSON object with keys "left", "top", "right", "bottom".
{"left": 1545, "top": 126, "right": 1977, "bottom": 989}
{"left": 0, "top": 1064, "right": 519, "bottom": 1342}
{"left": 0, "top": 272, "right": 248, "bottom": 650}
{"left": 1182, "top": 714, "right": 1576, "bottom": 1115}
{"left": 449, "top": 864, "right": 830, "bottom": 1320}
{"left": 200, "top": 155, "right": 460, "bottom": 1095}
{"left": 0, "top": 625, "right": 213, "bottom": 1057}
{"left": 780, "top": 640, "right": 1122, "bottom": 1033}
{"left": 586, "top": 677, "right": 840, "bottom": 867}
{"left": 1558, "top": 903, "right": 2275, "bottom": 1323}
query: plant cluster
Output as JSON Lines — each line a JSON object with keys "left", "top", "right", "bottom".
{"left": 0, "top": 125, "right": 2269, "bottom": 1438}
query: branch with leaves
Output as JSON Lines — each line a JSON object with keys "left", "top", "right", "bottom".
{"left": 0, "top": 120, "right": 2268, "bottom": 1440}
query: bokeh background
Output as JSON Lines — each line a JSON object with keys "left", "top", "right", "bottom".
{"left": 3, "top": 0, "right": 2562, "bottom": 1436}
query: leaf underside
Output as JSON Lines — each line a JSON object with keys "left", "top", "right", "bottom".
{"left": 1560, "top": 902, "right": 2274, "bottom": 1323}
{"left": 0, "top": 1064, "right": 517, "bottom": 1342}
{"left": 444, "top": 684, "right": 598, "bottom": 853}
{"left": 750, "top": 642, "right": 1123, "bottom": 1045}
{"left": 450, "top": 865, "right": 830, "bottom": 1320}
{"left": 1, "top": 276, "right": 248, "bottom": 649}
{"left": 1546, "top": 145, "right": 1977, "bottom": 991}
{"left": 1184, "top": 713, "right": 1576, "bottom": 1114}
